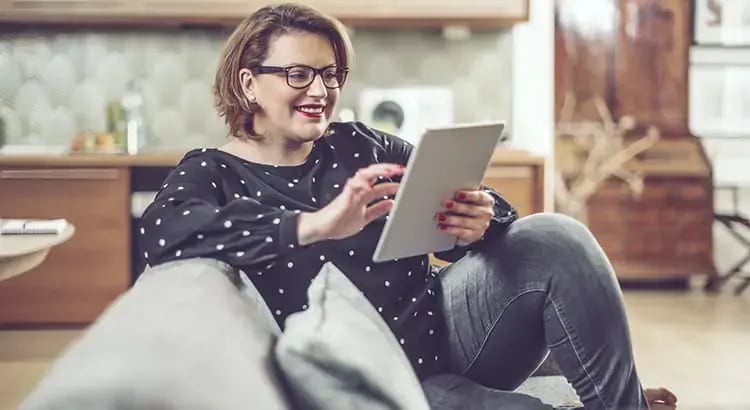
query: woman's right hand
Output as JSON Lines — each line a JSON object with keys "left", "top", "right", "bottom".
{"left": 297, "top": 163, "right": 404, "bottom": 245}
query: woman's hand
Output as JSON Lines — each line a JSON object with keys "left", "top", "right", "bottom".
{"left": 298, "top": 163, "right": 403, "bottom": 245}
{"left": 436, "top": 189, "right": 495, "bottom": 247}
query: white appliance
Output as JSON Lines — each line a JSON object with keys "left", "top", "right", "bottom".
{"left": 358, "top": 87, "right": 454, "bottom": 145}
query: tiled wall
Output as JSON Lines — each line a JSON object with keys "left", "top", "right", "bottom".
{"left": 0, "top": 28, "right": 513, "bottom": 151}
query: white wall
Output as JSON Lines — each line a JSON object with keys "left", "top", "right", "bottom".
{"left": 700, "top": 139, "right": 750, "bottom": 277}
{"left": 510, "top": 0, "right": 556, "bottom": 210}
{"left": 690, "top": 46, "right": 750, "bottom": 279}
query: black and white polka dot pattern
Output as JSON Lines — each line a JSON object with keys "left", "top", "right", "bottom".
{"left": 137, "top": 121, "right": 519, "bottom": 381}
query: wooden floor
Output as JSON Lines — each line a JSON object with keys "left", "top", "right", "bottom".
{"left": 623, "top": 287, "right": 750, "bottom": 410}
{"left": 0, "top": 287, "right": 748, "bottom": 410}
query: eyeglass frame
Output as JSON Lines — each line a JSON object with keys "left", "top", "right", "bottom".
{"left": 251, "top": 64, "right": 349, "bottom": 90}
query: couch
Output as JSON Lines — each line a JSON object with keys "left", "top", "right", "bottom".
{"left": 19, "top": 258, "right": 581, "bottom": 409}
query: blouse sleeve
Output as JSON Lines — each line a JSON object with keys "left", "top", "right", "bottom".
{"left": 138, "top": 158, "right": 300, "bottom": 271}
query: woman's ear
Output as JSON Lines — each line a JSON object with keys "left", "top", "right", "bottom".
{"left": 238, "top": 68, "right": 256, "bottom": 103}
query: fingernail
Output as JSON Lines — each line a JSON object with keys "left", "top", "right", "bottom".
{"left": 437, "top": 214, "right": 446, "bottom": 222}
{"left": 457, "top": 192, "right": 466, "bottom": 200}
{"left": 438, "top": 224, "right": 446, "bottom": 230}
{"left": 444, "top": 200, "right": 454, "bottom": 209}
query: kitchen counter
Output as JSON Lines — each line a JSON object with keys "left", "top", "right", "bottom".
{"left": 0, "top": 148, "right": 545, "bottom": 168}
{"left": 0, "top": 152, "right": 185, "bottom": 167}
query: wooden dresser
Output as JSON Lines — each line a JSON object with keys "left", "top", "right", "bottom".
{"left": 484, "top": 149, "right": 546, "bottom": 218}
{"left": 557, "top": 138, "right": 714, "bottom": 281}
{"left": 0, "top": 149, "right": 545, "bottom": 326}
{"left": 555, "top": 0, "right": 716, "bottom": 284}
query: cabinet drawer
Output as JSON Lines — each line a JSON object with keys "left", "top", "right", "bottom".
{"left": 0, "top": 167, "right": 131, "bottom": 325}
{"left": 483, "top": 165, "right": 541, "bottom": 216}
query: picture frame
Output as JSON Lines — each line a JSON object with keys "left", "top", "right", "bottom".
{"left": 694, "top": 0, "right": 750, "bottom": 45}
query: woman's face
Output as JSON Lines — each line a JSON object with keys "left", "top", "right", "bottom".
{"left": 240, "top": 31, "right": 342, "bottom": 144}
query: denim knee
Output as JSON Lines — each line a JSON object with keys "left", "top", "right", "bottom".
{"left": 511, "top": 213, "right": 595, "bottom": 247}
{"left": 476, "top": 212, "right": 607, "bottom": 281}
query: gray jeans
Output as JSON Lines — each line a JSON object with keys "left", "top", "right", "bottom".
{"left": 426, "top": 213, "right": 648, "bottom": 410}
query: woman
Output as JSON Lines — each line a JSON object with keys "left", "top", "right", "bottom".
{"left": 139, "top": 3, "right": 677, "bottom": 409}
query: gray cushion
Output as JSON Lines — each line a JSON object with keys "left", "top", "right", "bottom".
{"left": 21, "top": 258, "right": 291, "bottom": 410}
{"left": 275, "top": 262, "right": 430, "bottom": 410}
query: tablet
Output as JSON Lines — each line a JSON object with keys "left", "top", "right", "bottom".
{"left": 372, "top": 121, "right": 505, "bottom": 263}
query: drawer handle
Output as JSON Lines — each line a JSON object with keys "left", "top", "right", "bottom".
{"left": 0, "top": 169, "right": 120, "bottom": 180}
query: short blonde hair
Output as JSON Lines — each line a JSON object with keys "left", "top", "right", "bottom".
{"left": 213, "top": 3, "right": 353, "bottom": 140}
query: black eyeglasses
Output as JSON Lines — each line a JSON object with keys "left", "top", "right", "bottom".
{"left": 252, "top": 64, "right": 349, "bottom": 90}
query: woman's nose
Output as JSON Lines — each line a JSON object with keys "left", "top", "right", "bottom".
{"left": 306, "top": 75, "right": 328, "bottom": 97}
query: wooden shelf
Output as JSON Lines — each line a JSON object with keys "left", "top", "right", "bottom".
{"left": 0, "top": 0, "right": 528, "bottom": 28}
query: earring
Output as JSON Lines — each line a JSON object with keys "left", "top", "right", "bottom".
{"left": 249, "top": 95, "right": 257, "bottom": 103}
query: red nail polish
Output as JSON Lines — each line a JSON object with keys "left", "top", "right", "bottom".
{"left": 438, "top": 224, "right": 446, "bottom": 230}
{"left": 457, "top": 193, "right": 466, "bottom": 200}
{"left": 438, "top": 214, "right": 446, "bottom": 222}
{"left": 445, "top": 201, "right": 454, "bottom": 209}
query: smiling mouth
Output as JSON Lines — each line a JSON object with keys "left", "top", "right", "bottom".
{"left": 295, "top": 104, "right": 325, "bottom": 118}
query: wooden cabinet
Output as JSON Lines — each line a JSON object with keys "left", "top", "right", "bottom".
{"left": 555, "top": 0, "right": 715, "bottom": 284}
{"left": 614, "top": 0, "right": 692, "bottom": 137}
{"left": 0, "top": 167, "right": 131, "bottom": 325}
{"left": 555, "top": 0, "right": 691, "bottom": 137}
{"left": 0, "top": 0, "right": 528, "bottom": 27}
{"left": 483, "top": 150, "right": 545, "bottom": 217}
{"left": 557, "top": 138, "right": 714, "bottom": 281}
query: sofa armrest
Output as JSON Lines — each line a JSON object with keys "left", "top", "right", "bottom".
{"left": 21, "top": 258, "right": 291, "bottom": 410}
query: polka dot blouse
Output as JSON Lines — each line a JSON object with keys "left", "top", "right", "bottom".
{"left": 139, "top": 121, "right": 518, "bottom": 380}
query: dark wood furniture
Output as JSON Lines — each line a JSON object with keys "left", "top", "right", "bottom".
{"left": 557, "top": 137, "right": 714, "bottom": 282}
{"left": 554, "top": 0, "right": 715, "bottom": 284}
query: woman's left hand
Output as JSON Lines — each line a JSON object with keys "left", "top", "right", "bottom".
{"left": 435, "top": 189, "right": 495, "bottom": 247}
